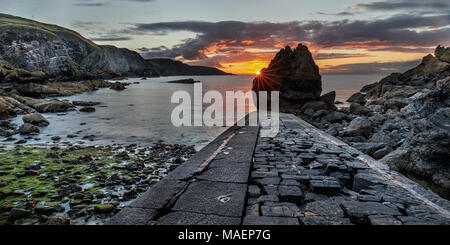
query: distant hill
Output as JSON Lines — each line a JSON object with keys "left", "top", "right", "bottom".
{"left": 0, "top": 13, "right": 159, "bottom": 79}
{"left": 147, "top": 58, "right": 232, "bottom": 76}
{"left": 0, "top": 13, "right": 232, "bottom": 81}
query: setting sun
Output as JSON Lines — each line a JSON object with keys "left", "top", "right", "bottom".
{"left": 256, "top": 71, "right": 261, "bottom": 75}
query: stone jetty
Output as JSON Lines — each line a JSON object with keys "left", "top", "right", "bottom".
{"left": 108, "top": 113, "right": 450, "bottom": 225}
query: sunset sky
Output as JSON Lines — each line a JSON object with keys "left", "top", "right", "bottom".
{"left": 1, "top": 0, "right": 449, "bottom": 74}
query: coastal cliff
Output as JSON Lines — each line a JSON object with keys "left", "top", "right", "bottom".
{"left": 0, "top": 13, "right": 230, "bottom": 81}
{"left": 0, "top": 13, "right": 157, "bottom": 79}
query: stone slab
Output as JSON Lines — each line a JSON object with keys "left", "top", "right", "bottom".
{"left": 172, "top": 180, "right": 247, "bottom": 217}
{"left": 127, "top": 178, "right": 188, "bottom": 210}
{"left": 197, "top": 160, "right": 251, "bottom": 183}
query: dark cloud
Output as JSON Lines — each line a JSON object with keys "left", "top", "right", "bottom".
{"left": 137, "top": 47, "right": 150, "bottom": 52}
{"left": 321, "top": 60, "right": 421, "bottom": 74}
{"left": 73, "top": 0, "right": 154, "bottom": 7}
{"left": 74, "top": 2, "right": 107, "bottom": 7}
{"left": 140, "top": 45, "right": 179, "bottom": 58}
{"left": 71, "top": 20, "right": 101, "bottom": 29}
{"left": 133, "top": 14, "right": 449, "bottom": 60}
{"left": 314, "top": 53, "right": 371, "bottom": 60}
{"left": 352, "top": 0, "right": 449, "bottom": 11}
{"left": 184, "top": 52, "right": 272, "bottom": 69}
{"left": 90, "top": 36, "right": 132, "bottom": 41}
{"left": 317, "top": 11, "right": 359, "bottom": 16}
{"left": 366, "top": 47, "right": 435, "bottom": 53}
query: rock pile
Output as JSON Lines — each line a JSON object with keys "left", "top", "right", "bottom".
{"left": 300, "top": 46, "right": 450, "bottom": 194}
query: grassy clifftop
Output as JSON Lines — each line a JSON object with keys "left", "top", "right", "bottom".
{"left": 0, "top": 13, "right": 98, "bottom": 50}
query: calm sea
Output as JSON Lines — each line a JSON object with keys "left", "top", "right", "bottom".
{"left": 8, "top": 74, "right": 386, "bottom": 149}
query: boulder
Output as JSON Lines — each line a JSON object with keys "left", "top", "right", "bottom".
{"left": 8, "top": 208, "right": 31, "bottom": 221}
{"left": 347, "top": 92, "right": 367, "bottom": 105}
{"left": 33, "top": 100, "right": 74, "bottom": 113}
{"left": 0, "top": 95, "right": 34, "bottom": 119}
{"left": 312, "top": 109, "right": 330, "bottom": 119}
{"left": 79, "top": 107, "right": 96, "bottom": 113}
{"left": 19, "top": 123, "right": 40, "bottom": 135}
{"left": 300, "top": 101, "right": 328, "bottom": 113}
{"left": 320, "top": 91, "right": 337, "bottom": 110}
{"left": 351, "top": 142, "right": 386, "bottom": 156}
{"left": 110, "top": 82, "right": 126, "bottom": 91}
{"left": 350, "top": 103, "right": 371, "bottom": 116}
{"left": 252, "top": 44, "right": 322, "bottom": 110}
{"left": 11, "top": 96, "right": 75, "bottom": 113}
{"left": 323, "top": 111, "right": 351, "bottom": 123}
{"left": 384, "top": 98, "right": 409, "bottom": 111}
{"left": 368, "top": 113, "right": 386, "bottom": 125}
{"left": 94, "top": 204, "right": 115, "bottom": 213}
{"left": 35, "top": 205, "right": 56, "bottom": 215}
{"left": 372, "top": 146, "right": 394, "bottom": 159}
{"left": 360, "top": 83, "right": 379, "bottom": 93}
{"left": 344, "top": 116, "right": 373, "bottom": 138}
{"left": 22, "top": 113, "right": 49, "bottom": 126}
{"left": 72, "top": 101, "right": 101, "bottom": 106}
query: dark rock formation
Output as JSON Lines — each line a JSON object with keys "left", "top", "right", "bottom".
{"left": 79, "top": 107, "right": 96, "bottom": 113}
{"left": 81, "top": 45, "right": 158, "bottom": 78}
{"left": 146, "top": 58, "right": 232, "bottom": 76}
{"left": 252, "top": 44, "right": 322, "bottom": 110}
{"left": 110, "top": 82, "right": 126, "bottom": 91}
{"left": 167, "top": 78, "right": 200, "bottom": 84}
{"left": 72, "top": 101, "right": 101, "bottom": 106}
{"left": 22, "top": 113, "right": 49, "bottom": 126}
{"left": 19, "top": 123, "right": 39, "bottom": 135}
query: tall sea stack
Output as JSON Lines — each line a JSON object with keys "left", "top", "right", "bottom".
{"left": 252, "top": 44, "right": 322, "bottom": 111}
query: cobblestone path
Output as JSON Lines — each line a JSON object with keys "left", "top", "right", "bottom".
{"left": 243, "top": 114, "right": 450, "bottom": 225}
{"left": 108, "top": 113, "right": 450, "bottom": 225}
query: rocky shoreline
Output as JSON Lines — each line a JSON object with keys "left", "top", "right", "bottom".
{"left": 0, "top": 79, "right": 200, "bottom": 225}
{"left": 0, "top": 142, "right": 196, "bottom": 225}
{"left": 297, "top": 46, "right": 450, "bottom": 198}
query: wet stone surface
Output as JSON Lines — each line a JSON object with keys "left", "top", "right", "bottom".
{"left": 243, "top": 115, "right": 450, "bottom": 225}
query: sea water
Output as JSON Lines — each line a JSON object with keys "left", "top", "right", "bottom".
{"left": 6, "top": 74, "right": 385, "bottom": 150}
